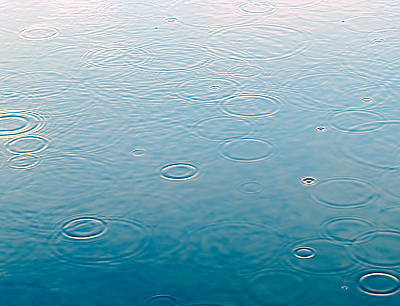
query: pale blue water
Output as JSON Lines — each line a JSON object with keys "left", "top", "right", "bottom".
{"left": 1, "top": 0, "right": 400, "bottom": 305}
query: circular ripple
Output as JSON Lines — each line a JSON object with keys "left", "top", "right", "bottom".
{"left": 62, "top": 217, "right": 107, "bottom": 240}
{"left": 178, "top": 78, "right": 240, "bottom": 102}
{"left": 0, "top": 111, "right": 44, "bottom": 137}
{"left": 208, "top": 25, "right": 310, "bottom": 61}
{"left": 221, "top": 94, "right": 280, "bottom": 118}
{"left": 352, "top": 230, "right": 400, "bottom": 267}
{"left": 181, "top": 221, "right": 283, "bottom": 272}
{"left": 219, "top": 138, "right": 276, "bottom": 162}
{"left": 164, "top": 17, "right": 179, "bottom": 23}
{"left": 99, "top": 2, "right": 163, "bottom": 19}
{"left": 7, "top": 154, "right": 41, "bottom": 169}
{"left": 132, "top": 149, "right": 146, "bottom": 156}
{"left": 143, "top": 294, "right": 179, "bottom": 306}
{"left": 239, "top": 3, "right": 275, "bottom": 13}
{"left": 359, "top": 272, "right": 400, "bottom": 296}
{"left": 284, "top": 237, "right": 353, "bottom": 275}
{"left": 316, "top": 126, "right": 326, "bottom": 132}
{"left": 382, "top": 169, "right": 400, "bottom": 199}
{"left": 193, "top": 116, "right": 255, "bottom": 141}
{"left": 82, "top": 44, "right": 151, "bottom": 69}
{"left": 5, "top": 135, "right": 49, "bottom": 154}
{"left": 19, "top": 26, "right": 59, "bottom": 40}
{"left": 247, "top": 269, "right": 314, "bottom": 306}
{"left": 293, "top": 247, "right": 316, "bottom": 259}
{"left": 302, "top": 177, "right": 316, "bottom": 185}
{"left": 342, "top": 16, "right": 398, "bottom": 33}
{"left": 160, "top": 163, "right": 198, "bottom": 181}
{"left": 51, "top": 217, "right": 151, "bottom": 266}
{"left": 238, "top": 181, "right": 263, "bottom": 194}
{"left": 321, "top": 216, "right": 376, "bottom": 245}
{"left": 310, "top": 177, "right": 376, "bottom": 209}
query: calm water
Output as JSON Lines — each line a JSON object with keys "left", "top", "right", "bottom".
{"left": 1, "top": 0, "right": 400, "bottom": 305}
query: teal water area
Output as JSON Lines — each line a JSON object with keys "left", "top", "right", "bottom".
{"left": 1, "top": 0, "right": 400, "bottom": 304}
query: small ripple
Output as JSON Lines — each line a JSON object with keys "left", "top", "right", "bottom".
{"left": 351, "top": 230, "right": 400, "bottom": 267}
{"left": 292, "top": 247, "right": 316, "bottom": 259}
{"left": 176, "top": 300, "right": 242, "bottom": 306}
{"left": 180, "top": 220, "right": 283, "bottom": 272}
{"left": 221, "top": 94, "right": 281, "bottom": 118}
{"left": 208, "top": 25, "right": 311, "bottom": 61}
{"left": 192, "top": 116, "right": 255, "bottom": 141}
{"left": 358, "top": 272, "right": 400, "bottom": 296}
{"left": 302, "top": 177, "right": 316, "bottom": 185}
{"left": 62, "top": 217, "right": 107, "bottom": 240}
{"left": 206, "top": 58, "right": 265, "bottom": 79}
{"left": 7, "top": 154, "right": 41, "bottom": 169}
{"left": 0, "top": 111, "right": 44, "bottom": 137}
{"left": 238, "top": 181, "right": 263, "bottom": 194}
{"left": 342, "top": 16, "right": 399, "bottom": 33}
{"left": 51, "top": 216, "right": 151, "bottom": 266}
{"left": 132, "top": 149, "right": 146, "bottom": 156}
{"left": 382, "top": 169, "right": 400, "bottom": 200}
{"left": 164, "top": 17, "right": 179, "bottom": 23}
{"left": 19, "top": 26, "right": 59, "bottom": 40}
{"left": 239, "top": 3, "right": 275, "bottom": 14}
{"left": 272, "top": 0, "right": 325, "bottom": 7}
{"left": 310, "top": 177, "right": 377, "bottom": 209}
{"left": 219, "top": 138, "right": 276, "bottom": 163}
{"left": 178, "top": 78, "right": 240, "bottom": 102}
{"left": 316, "top": 126, "right": 326, "bottom": 132}
{"left": 321, "top": 216, "right": 376, "bottom": 245}
{"left": 142, "top": 294, "right": 179, "bottom": 306}
{"left": 160, "top": 163, "right": 198, "bottom": 181}
{"left": 98, "top": 2, "right": 163, "bottom": 19}
{"left": 328, "top": 110, "right": 387, "bottom": 134}
{"left": 246, "top": 269, "right": 314, "bottom": 305}
{"left": 5, "top": 135, "right": 49, "bottom": 154}
{"left": 284, "top": 237, "right": 354, "bottom": 275}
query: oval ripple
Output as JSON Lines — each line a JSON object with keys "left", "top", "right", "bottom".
{"left": 19, "top": 26, "right": 59, "bottom": 40}
{"left": 5, "top": 135, "right": 49, "bottom": 154}
{"left": 359, "top": 272, "right": 400, "bottom": 296}
{"left": 160, "top": 163, "right": 198, "bottom": 181}
{"left": 219, "top": 138, "right": 276, "bottom": 162}
{"left": 7, "top": 154, "right": 41, "bottom": 169}
{"left": 0, "top": 111, "right": 44, "bottom": 137}
{"left": 221, "top": 94, "right": 280, "bottom": 118}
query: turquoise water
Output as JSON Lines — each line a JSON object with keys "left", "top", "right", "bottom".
{"left": 1, "top": 0, "right": 400, "bottom": 304}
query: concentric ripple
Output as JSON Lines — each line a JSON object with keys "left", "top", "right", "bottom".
{"left": 98, "top": 2, "right": 163, "bottom": 19}
{"left": 239, "top": 3, "right": 275, "bottom": 14}
{"left": 160, "top": 163, "right": 198, "bottom": 181}
{"left": 142, "top": 294, "right": 179, "bottom": 306}
{"left": 238, "top": 181, "right": 263, "bottom": 194}
{"left": 51, "top": 217, "right": 151, "bottom": 266}
{"left": 358, "top": 272, "right": 400, "bottom": 297}
{"left": 19, "top": 26, "right": 59, "bottom": 40}
{"left": 352, "top": 230, "right": 400, "bottom": 267}
{"left": 328, "top": 110, "right": 387, "bottom": 134}
{"left": 321, "top": 216, "right": 376, "bottom": 245}
{"left": 7, "top": 154, "right": 41, "bottom": 169}
{"left": 181, "top": 221, "right": 283, "bottom": 272}
{"left": 284, "top": 237, "right": 353, "bottom": 275}
{"left": 0, "top": 111, "right": 44, "bottom": 137}
{"left": 246, "top": 269, "right": 314, "bottom": 305}
{"left": 62, "top": 217, "right": 107, "bottom": 240}
{"left": 302, "top": 177, "right": 316, "bottom": 185}
{"left": 5, "top": 135, "right": 49, "bottom": 154}
{"left": 193, "top": 116, "right": 255, "bottom": 141}
{"left": 310, "top": 177, "right": 377, "bottom": 209}
{"left": 221, "top": 94, "right": 281, "bottom": 118}
{"left": 219, "top": 138, "right": 276, "bottom": 162}
{"left": 208, "top": 25, "right": 310, "bottom": 61}
{"left": 178, "top": 78, "right": 240, "bottom": 102}
{"left": 207, "top": 58, "right": 264, "bottom": 78}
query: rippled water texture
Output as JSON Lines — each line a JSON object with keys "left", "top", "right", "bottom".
{"left": 1, "top": 0, "right": 400, "bottom": 305}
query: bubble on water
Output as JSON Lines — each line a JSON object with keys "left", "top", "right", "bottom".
{"left": 19, "top": 26, "right": 59, "bottom": 40}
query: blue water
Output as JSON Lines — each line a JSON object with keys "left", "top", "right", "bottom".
{"left": 1, "top": 0, "right": 400, "bottom": 304}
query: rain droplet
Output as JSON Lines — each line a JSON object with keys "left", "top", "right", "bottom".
{"left": 302, "top": 177, "right": 316, "bottom": 185}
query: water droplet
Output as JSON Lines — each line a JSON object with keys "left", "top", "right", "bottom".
{"left": 361, "top": 97, "right": 373, "bottom": 103}
{"left": 373, "top": 38, "right": 385, "bottom": 43}
{"left": 132, "top": 149, "right": 146, "bottom": 156}
{"left": 342, "top": 286, "right": 348, "bottom": 290}
{"left": 293, "top": 247, "right": 316, "bottom": 259}
{"left": 310, "top": 177, "right": 376, "bottom": 209}
{"left": 221, "top": 94, "right": 281, "bottom": 118}
{"left": 19, "top": 26, "right": 59, "bottom": 40}
{"left": 316, "top": 126, "right": 326, "bottom": 132}
{"left": 160, "top": 163, "right": 198, "bottom": 181}
{"left": 359, "top": 272, "right": 400, "bottom": 296}
{"left": 5, "top": 135, "right": 49, "bottom": 154}
{"left": 302, "top": 177, "right": 316, "bottom": 185}
{"left": 208, "top": 85, "right": 220, "bottom": 91}
{"left": 219, "top": 138, "right": 276, "bottom": 163}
